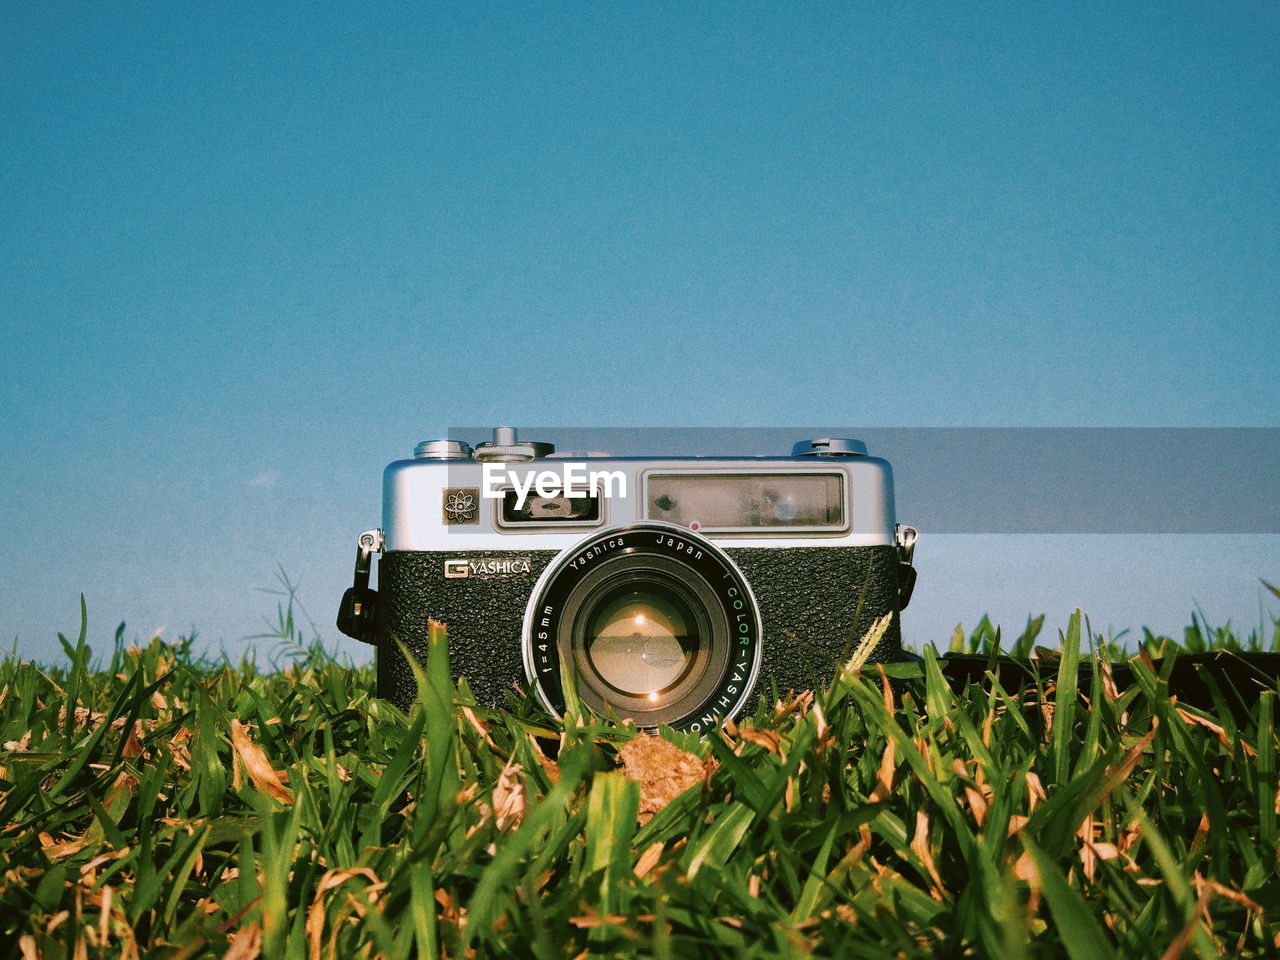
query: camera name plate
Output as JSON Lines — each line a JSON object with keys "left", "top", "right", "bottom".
{"left": 443, "top": 557, "right": 534, "bottom": 579}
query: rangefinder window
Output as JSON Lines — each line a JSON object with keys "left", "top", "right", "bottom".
{"left": 645, "top": 472, "right": 845, "bottom": 531}
{"left": 499, "top": 490, "right": 602, "bottom": 525}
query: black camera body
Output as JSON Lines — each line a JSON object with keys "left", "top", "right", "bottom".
{"left": 338, "top": 429, "right": 917, "bottom": 733}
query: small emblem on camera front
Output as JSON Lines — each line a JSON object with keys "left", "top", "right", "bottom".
{"left": 442, "top": 488, "right": 480, "bottom": 524}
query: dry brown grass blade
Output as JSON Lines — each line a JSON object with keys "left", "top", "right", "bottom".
{"left": 634, "top": 841, "right": 664, "bottom": 879}
{"left": 1025, "top": 771, "right": 1046, "bottom": 812}
{"left": 222, "top": 921, "right": 262, "bottom": 960}
{"left": 1197, "top": 876, "right": 1264, "bottom": 913}
{"left": 869, "top": 739, "right": 896, "bottom": 803}
{"left": 307, "top": 870, "right": 372, "bottom": 960}
{"left": 229, "top": 720, "right": 293, "bottom": 805}
{"left": 492, "top": 761, "right": 526, "bottom": 831}
{"left": 41, "top": 836, "right": 89, "bottom": 860}
{"left": 1158, "top": 882, "right": 1214, "bottom": 960}
{"left": 738, "top": 727, "right": 782, "bottom": 754}
{"left": 1078, "top": 814, "right": 1097, "bottom": 881}
{"left": 909, "top": 810, "right": 945, "bottom": 900}
{"left": 122, "top": 722, "right": 144, "bottom": 759}
{"left": 1176, "top": 707, "right": 1257, "bottom": 756}
{"left": 964, "top": 785, "right": 989, "bottom": 828}
{"left": 1096, "top": 724, "right": 1158, "bottom": 805}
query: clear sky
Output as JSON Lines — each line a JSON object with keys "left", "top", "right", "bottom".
{"left": 3, "top": 2, "right": 1278, "bottom": 663}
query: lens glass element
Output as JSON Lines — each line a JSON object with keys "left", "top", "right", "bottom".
{"left": 583, "top": 584, "right": 699, "bottom": 696}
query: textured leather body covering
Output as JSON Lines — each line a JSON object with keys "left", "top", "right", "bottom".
{"left": 376, "top": 545, "right": 904, "bottom": 712}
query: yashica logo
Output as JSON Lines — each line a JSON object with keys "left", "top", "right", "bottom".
{"left": 444, "top": 557, "right": 533, "bottom": 578}
{"left": 481, "top": 462, "right": 626, "bottom": 510}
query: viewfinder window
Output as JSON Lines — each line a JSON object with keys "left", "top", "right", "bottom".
{"left": 500, "top": 491, "right": 601, "bottom": 524}
{"left": 646, "top": 473, "right": 845, "bottom": 531}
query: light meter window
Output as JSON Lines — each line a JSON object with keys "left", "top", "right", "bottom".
{"left": 645, "top": 473, "right": 844, "bottom": 531}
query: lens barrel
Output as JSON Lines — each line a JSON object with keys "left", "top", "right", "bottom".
{"left": 522, "top": 523, "right": 763, "bottom": 732}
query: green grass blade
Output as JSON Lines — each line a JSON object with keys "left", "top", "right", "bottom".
{"left": 1022, "top": 836, "right": 1114, "bottom": 959}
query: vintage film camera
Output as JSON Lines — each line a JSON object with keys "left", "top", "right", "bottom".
{"left": 337, "top": 428, "right": 918, "bottom": 733}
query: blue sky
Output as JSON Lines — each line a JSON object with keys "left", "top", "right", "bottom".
{"left": 3, "top": 2, "right": 1278, "bottom": 662}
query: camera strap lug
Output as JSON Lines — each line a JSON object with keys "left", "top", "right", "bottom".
{"left": 895, "top": 524, "right": 918, "bottom": 610}
{"left": 337, "top": 528, "right": 383, "bottom": 643}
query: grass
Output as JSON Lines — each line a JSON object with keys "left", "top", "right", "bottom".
{"left": 1, "top": 597, "right": 1278, "bottom": 959}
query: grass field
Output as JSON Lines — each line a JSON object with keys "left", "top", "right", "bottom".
{"left": 1, "top": 600, "right": 1277, "bottom": 959}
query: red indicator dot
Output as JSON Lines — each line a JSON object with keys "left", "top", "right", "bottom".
{"left": 690, "top": 521, "right": 701, "bottom": 531}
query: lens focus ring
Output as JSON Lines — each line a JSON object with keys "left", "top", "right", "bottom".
{"left": 522, "top": 523, "right": 763, "bottom": 733}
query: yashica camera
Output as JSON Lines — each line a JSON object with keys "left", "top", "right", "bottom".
{"left": 337, "top": 427, "right": 918, "bottom": 733}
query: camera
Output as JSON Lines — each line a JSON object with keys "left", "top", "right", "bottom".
{"left": 337, "top": 427, "right": 918, "bottom": 733}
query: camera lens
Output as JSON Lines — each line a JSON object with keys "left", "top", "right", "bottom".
{"left": 559, "top": 558, "right": 731, "bottom": 727}
{"left": 523, "top": 524, "right": 763, "bottom": 732}
{"left": 581, "top": 580, "right": 700, "bottom": 695}
{"left": 568, "top": 571, "right": 728, "bottom": 725}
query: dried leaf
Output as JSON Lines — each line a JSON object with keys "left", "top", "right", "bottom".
{"left": 1099, "top": 660, "right": 1121, "bottom": 711}
{"left": 1177, "top": 707, "right": 1256, "bottom": 756}
{"left": 1014, "top": 849, "right": 1039, "bottom": 887}
{"left": 1118, "top": 818, "right": 1144, "bottom": 855}
{"left": 1025, "top": 771, "right": 1046, "bottom": 811}
{"left": 122, "top": 722, "right": 144, "bottom": 759}
{"left": 306, "top": 867, "right": 385, "bottom": 957}
{"left": 492, "top": 762, "right": 526, "bottom": 831}
{"left": 878, "top": 666, "right": 896, "bottom": 714}
{"left": 568, "top": 910, "right": 630, "bottom": 929}
{"left": 4, "top": 731, "right": 32, "bottom": 751}
{"left": 964, "top": 786, "right": 989, "bottom": 828}
{"left": 738, "top": 727, "right": 781, "bottom": 754}
{"left": 461, "top": 705, "right": 498, "bottom": 748}
{"left": 168, "top": 727, "right": 192, "bottom": 772}
{"left": 848, "top": 827, "right": 872, "bottom": 867}
{"left": 80, "top": 847, "right": 129, "bottom": 881}
{"left": 316, "top": 867, "right": 381, "bottom": 895}
{"left": 528, "top": 735, "right": 560, "bottom": 784}
{"left": 633, "top": 842, "right": 664, "bottom": 879}
{"left": 229, "top": 720, "right": 293, "bottom": 804}
{"left": 42, "top": 836, "right": 88, "bottom": 859}
{"left": 1198, "top": 877, "right": 1263, "bottom": 913}
{"left": 434, "top": 888, "right": 459, "bottom": 924}
{"left": 909, "top": 810, "right": 945, "bottom": 900}
{"left": 811, "top": 700, "right": 828, "bottom": 741}
{"left": 869, "top": 739, "right": 896, "bottom": 803}
{"left": 223, "top": 921, "right": 262, "bottom": 960}
{"left": 46, "top": 910, "right": 71, "bottom": 935}
{"left": 1158, "top": 882, "right": 1215, "bottom": 960}
{"left": 618, "top": 734, "right": 711, "bottom": 824}
{"left": 1078, "top": 814, "right": 1097, "bottom": 882}
{"left": 306, "top": 891, "right": 325, "bottom": 960}
{"left": 1089, "top": 841, "right": 1121, "bottom": 860}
